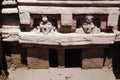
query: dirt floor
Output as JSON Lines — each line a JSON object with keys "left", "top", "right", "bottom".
{"left": 8, "top": 67, "right": 115, "bottom": 80}
{"left": 6, "top": 54, "right": 112, "bottom": 69}
{"left": 5, "top": 54, "right": 117, "bottom": 80}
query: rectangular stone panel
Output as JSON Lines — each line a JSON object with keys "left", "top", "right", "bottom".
{"left": 18, "top": 6, "right": 119, "bottom": 14}
{"left": 82, "top": 48, "right": 104, "bottom": 69}
{"left": 107, "top": 13, "right": 119, "bottom": 26}
{"left": 27, "top": 47, "right": 49, "bottom": 69}
{"left": 19, "top": 12, "right": 31, "bottom": 24}
{"left": 19, "top": 32, "right": 116, "bottom": 45}
{"left": 2, "top": 8, "right": 18, "bottom": 14}
{"left": 61, "top": 14, "right": 72, "bottom": 26}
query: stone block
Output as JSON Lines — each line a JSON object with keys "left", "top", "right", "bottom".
{"left": 17, "top": 0, "right": 120, "bottom": 6}
{"left": 19, "top": 12, "right": 31, "bottom": 24}
{"left": 2, "top": 8, "right": 18, "bottom": 14}
{"left": 61, "top": 14, "right": 72, "bottom": 26}
{"left": 2, "top": 1, "right": 17, "bottom": 5}
{"left": 27, "top": 47, "right": 49, "bottom": 69}
{"left": 18, "top": 6, "right": 119, "bottom": 14}
{"left": 2, "top": 25, "right": 20, "bottom": 41}
{"left": 82, "top": 48, "right": 104, "bottom": 69}
{"left": 104, "top": 57, "right": 112, "bottom": 68}
{"left": 107, "top": 13, "right": 119, "bottom": 26}
{"left": 19, "top": 32, "right": 116, "bottom": 46}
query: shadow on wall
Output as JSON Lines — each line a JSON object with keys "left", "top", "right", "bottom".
{"left": 111, "top": 42, "right": 120, "bottom": 79}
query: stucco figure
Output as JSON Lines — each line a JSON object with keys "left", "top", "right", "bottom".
{"left": 31, "top": 15, "right": 56, "bottom": 34}
{"left": 76, "top": 15, "right": 100, "bottom": 34}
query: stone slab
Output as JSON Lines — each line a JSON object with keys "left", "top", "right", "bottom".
{"left": 17, "top": 0, "right": 120, "bottom": 6}
{"left": 2, "top": 25, "right": 20, "bottom": 41}
{"left": 107, "top": 13, "right": 119, "bottom": 26}
{"left": 19, "top": 12, "right": 31, "bottom": 24}
{"left": 82, "top": 48, "right": 104, "bottom": 69}
{"left": 18, "top": 6, "right": 119, "bottom": 14}
{"left": 27, "top": 48, "right": 49, "bottom": 69}
{"left": 19, "top": 32, "right": 116, "bottom": 46}
{"left": 112, "top": 30, "right": 120, "bottom": 42}
{"left": 2, "top": 1, "right": 17, "bottom": 5}
{"left": 2, "top": 8, "right": 18, "bottom": 14}
{"left": 82, "top": 58, "right": 104, "bottom": 69}
{"left": 61, "top": 14, "right": 72, "bottom": 26}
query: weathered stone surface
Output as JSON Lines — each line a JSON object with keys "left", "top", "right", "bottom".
{"left": 2, "top": 25, "right": 20, "bottom": 41}
{"left": 107, "top": 13, "right": 119, "bottom": 26}
{"left": 27, "top": 48, "right": 49, "bottom": 69}
{"left": 19, "top": 12, "right": 31, "bottom": 24}
{"left": 18, "top": 6, "right": 119, "bottom": 14}
{"left": 113, "top": 30, "right": 120, "bottom": 42}
{"left": 17, "top": 0, "right": 120, "bottom": 6}
{"left": 2, "top": 1, "right": 17, "bottom": 5}
{"left": 2, "top": 8, "right": 18, "bottom": 14}
{"left": 18, "top": 6, "right": 119, "bottom": 26}
{"left": 61, "top": 14, "right": 72, "bottom": 26}
{"left": 19, "top": 32, "right": 116, "bottom": 46}
{"left": 82, "top": 48, "right": 104, "bottom": 69}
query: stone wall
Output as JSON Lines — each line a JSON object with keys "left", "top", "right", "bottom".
{"left": 1, "top": 0, "right": 120, "bottom": 70}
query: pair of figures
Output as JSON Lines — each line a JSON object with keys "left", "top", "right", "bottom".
{"left": 76, "top": 15, "right": 100, "bottom": 34}
{"left": 31, "top": 15, "right": 56, "bottom": 34}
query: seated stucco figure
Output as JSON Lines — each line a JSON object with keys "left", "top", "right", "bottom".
{"left": 76, "top": 15, "right": 100, "bottom": 34}
{"left": 38, "top": 15, "right": 56, "bottom": 34}
{"left": 30, "top": 15, "right": 56, "bottom": 34}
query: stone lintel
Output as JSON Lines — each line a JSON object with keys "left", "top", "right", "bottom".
{"left": 18, "top": 6, "right": 119, "bottom": 14}
{"left": 17, "top": 0, "right": 120, "bottom": 7}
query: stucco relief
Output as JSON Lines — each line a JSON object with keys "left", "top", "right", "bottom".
{"left": 76, "top": 15, "right": 100, "bottom": 34}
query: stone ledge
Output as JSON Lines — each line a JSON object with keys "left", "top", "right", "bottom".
{"left": 18, "top": 6, "right": 119, "bottom": 14}
{"left": 2, "top": 8, "right": 18, "bottom": 14}
{"left": 2, "top": 1, "right": 17, "bottom": 5}
{"left": 19, "top": 32, "right": 116, "bottom": 46}
{"left": 2, "top": 25, "right": 20, "bottom": 41}
{"left": 17, "top": 0, "right": 120, "bottom": 7}
{"left": 114, "top": 31, "right": 120, "bottom": 42}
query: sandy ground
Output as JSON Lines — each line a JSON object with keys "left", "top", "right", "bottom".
{"left": 5, "top": 54, "right": 116, "bottom": 80}
{"left": 8, "top": 67, "right": 116, "bottom": 80}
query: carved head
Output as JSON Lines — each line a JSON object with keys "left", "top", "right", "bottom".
{"left": 82, "top": 15, "right": 95, "bottom": 33}
{"left": 85, "top": 15, "right": 94, "bottom": 24}
{"left": 42, "top": 15, "right": 48, "bottom": 22}
{"left": 82, "top": 23, "right": 93, "bottom": 33}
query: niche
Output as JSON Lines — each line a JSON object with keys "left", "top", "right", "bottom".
{"left": 73, "top": 14, "right": 108, "bottom": 32}
{"left": 30, "top": 14, "right": 61, "bottom": 30}
{"left": 65, "top": 49, "right": 82, "bottom": 67}
{"left": 49, "top": 49, "right": 58, "bottom": 67}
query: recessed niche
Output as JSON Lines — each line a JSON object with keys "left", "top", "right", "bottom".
{"left": 73, "top": 14, "right": 108, "bottom": 31}
{"left": 65, "top": 49, "right": 82, "bottom": 68}
{"left": 30, "top": 14, "right": 61, "bottom": 30}
{"left": 118, "top": 16, "right": 120, "bottom": 31}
